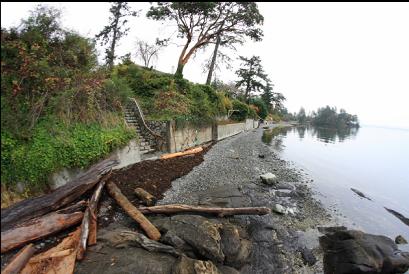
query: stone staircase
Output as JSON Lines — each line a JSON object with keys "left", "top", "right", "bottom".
{"left": 124, "top": 106, "right": 156, "bottom": 154}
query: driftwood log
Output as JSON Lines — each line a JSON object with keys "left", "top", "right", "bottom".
{"left": 114, "top": 230, "right": 180, "bottom": 257}
{"left": 2, "top": 244, "right": 36, "bottom": 274}
{"left": 134, "top": 187, "right": 157, "bottom": 206}
{"left": 160, "top": 147, "right": 203, "bottom": 160}
{"left": 106, "top": 181, "right": 161, "bottom": 241}
{"left": 21, "top": 227, "right": 81, "bottom": 274}
{"left": 1, "top": 158, "right": 117, "bottom": 231}
{"left": 77, "top": 181, "right": 106, "bottom": 260}
{"left": 88, "top": 181, "right": 106, "bottom": 246}
{"left": 138, "top": 204, "right": 271, "bottom": 217}
{"left": 1, "top": 211, "right": 84, "bottom": 253}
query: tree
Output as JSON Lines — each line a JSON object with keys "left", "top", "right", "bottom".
{"left": 203, "top": 40, "right": 233, "bottom": 84}
{"left": 147, "top": 2, "right": 263, "bottom": 78}
{"left": 249, "top": 97, "right": 268, "bottom": 119}
{"left": 134, "top": 38, "right": 167, "bottom": 68}
{"left": 235, "top": 55, "right": 268, "bottom": 103}
{"left": 96, "top": 2, "right": 138, "bottom": 69}
{"left": 261, "top": 80, "right": 274, "bottom": 111}
{"left": 271, "top": 92, "right": 286, "bottom": 114}
{"left": 297, "top": 107, "right": 307, "bottom": 124}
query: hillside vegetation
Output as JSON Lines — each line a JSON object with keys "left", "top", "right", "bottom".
{"left": 1, "top": 6, "right": 262, "bottom": 193}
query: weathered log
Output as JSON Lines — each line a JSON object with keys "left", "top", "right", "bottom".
{"left": 56, "top": 200, "right": 87, "bottom": 214}
{"left": 134, "top": 187, "right": 157, "bottom": 206}
{"left": 2, "top": 244, "right": 36, "bottom": 274}
{"left": 1, "top": 158, "right": 117, "bottom": 231}
{"left": 138, "top": 204, "right": 271, "bottom": 217}
{"left": 88, "top": 181, "right": 106, "bottom": 246}
{"left": 77, "top": 181, "right": 106, "bottom": 259}
{"left": 21, "top": 227, "right": 81, "bottom": 274}
{"left": 76, "top": 208, "right": 90, "bottom": 261}
{"left": 160, "top": 147, "right": 203, "bottom": 160}
{"left": 106, "top": 181, "right": 161, "bottom": 241}
{"left": 1, "top": 211, "right": 84, "bottom": 253}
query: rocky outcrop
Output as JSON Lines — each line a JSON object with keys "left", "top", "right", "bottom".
{"left": 319, "top": 229, "right": 409, "bottom": 274}
{"left": 172, "top": 255, "right": 221, "bottom": 274}
{"left": 152, "top": 215, "right": 225, "bottom": 263}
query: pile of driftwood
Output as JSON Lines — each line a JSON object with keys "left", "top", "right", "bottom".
{"left": 1, "top": 149, "right": 270, "bottom": 274}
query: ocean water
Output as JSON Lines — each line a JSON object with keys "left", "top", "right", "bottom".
{"left": 263, "top": 125, "right": 409, "bottom": 249}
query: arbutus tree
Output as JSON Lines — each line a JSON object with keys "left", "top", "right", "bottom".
{"left": 147, "top": 2, "right": 264, "bottom": 78}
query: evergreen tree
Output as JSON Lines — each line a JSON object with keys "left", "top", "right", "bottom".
{"left": 96, "top": 2, "right": 138, "bottom": 69}
{"left": 235, "top": 55, "right": 268, "bottom": 103}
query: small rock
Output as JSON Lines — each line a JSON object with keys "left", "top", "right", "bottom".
{"left": 300, "top": 247, "right": 317, "bottom": 266}
{"left": 272, "top": 204, "right": 286, "bottom": 214}
{"left": 258, "top": 154, "right": 265, "bottom": 158}
{"left": 395, "top": 235, "right": 408, "bottom": 244}
{"left": 286, "top": 208, "right": 295, "bottom": 215}
{"left": 260, "top": 173, "right": 277, "bottom": 185}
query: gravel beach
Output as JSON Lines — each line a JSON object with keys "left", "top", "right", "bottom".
{"left": 77, "top": 124, "right": 332, "bottom": 274}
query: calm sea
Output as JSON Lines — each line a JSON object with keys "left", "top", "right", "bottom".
{"left": 263, "top": 125, "right": 409, "bottom": 249}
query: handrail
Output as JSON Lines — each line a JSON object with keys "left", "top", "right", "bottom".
{"left": 128, "top": 97, "right": 164, "bottom": 140}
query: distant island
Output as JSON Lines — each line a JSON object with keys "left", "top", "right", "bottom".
{"left": 296, "top": 106, "right": 359, "bottom": 128}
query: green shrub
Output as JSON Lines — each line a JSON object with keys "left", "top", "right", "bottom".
{"left": 1, "top": 116, "right": 135, "bottom": 189}
{"left": 249, "top": 98, "right": 268, "bottom": 119}
{"left": 230, "top": 100, "right": 249, "bottom": 121}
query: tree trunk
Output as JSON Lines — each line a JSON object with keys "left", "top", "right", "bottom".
{"left": 2, "top": 244, "right": 35, "bottom": 274}
{"left": 137, "top": 204, "right": 271, "bottom": 217}
{"left": 1, "top": 158, "right": 116, "bottom": 231}
{"left": 175, "top": 63, "right": 185, "bottom": 78}
{"left": 106, "top": 181, "right": 161, "bottom": 241}
{"left": 1, "top": 211, "right": 84, "bottom": 253}
{"left": 21, "top": 227, "right": 81, "bottom": 274}
{"left": 206, "top": 35, "right": 221, "bottom": 85}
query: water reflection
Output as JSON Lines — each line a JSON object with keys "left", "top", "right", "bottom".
{"left": 262, "top": 125, "right": 359, "bottom": 145}
{"left": 262, "top": 127, "right": 293, "bottom": 151}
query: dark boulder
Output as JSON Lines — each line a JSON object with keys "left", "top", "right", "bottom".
{"left": 395, "top": 235, "right": 408, "bottom": 244}
{"left": 385, "top": 207, "right": 409, "bottom": 227}
{"left": 319, "top": 229, "right": 409, "bottom": 274}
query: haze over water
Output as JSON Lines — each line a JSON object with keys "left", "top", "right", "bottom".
{"left": 263, "top": 125, "right": 409, "bottom": 249}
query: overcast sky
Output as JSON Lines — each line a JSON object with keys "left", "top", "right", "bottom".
{"left": 2, "top": 2, "right": 409, "bottom": 129}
